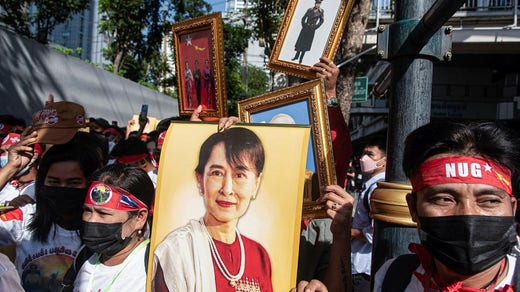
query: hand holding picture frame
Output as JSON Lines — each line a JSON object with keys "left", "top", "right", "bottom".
{"left": 172, "top": 12, "right": 227, "bottom": 119}
{"left": 268, "top": 0, "right": 354, "bottom": 79}
{"left": 238, "top": 79, "right": 336, "bottom": 219}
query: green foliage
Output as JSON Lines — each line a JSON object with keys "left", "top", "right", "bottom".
{"left": 98, "top": 0, "right": 148, "bottom": 73}
{"left": 51, "top": 45, "right": 82, "bottom": 56}
{"left": 167, "top": 0, "right": 212, "bottom": 22}
{"left": 0, "top": 0, "right": 90, "bottom": 44}
{"left": 222, "top": 22, "right": 252, "bottom": 116}
{"left": 246, "top": 65, "right": 269, "bottom": 98}
{"left": 0, "top": 0, "right": 30, "bottom": 36}
{"left": 225, "top": 65, "right": 269, "bottom": 116}
{"left": 225, "top": 60, "right": 247, "bottom": 116}
{"left": 223, "top": 22, "right": 252, "bottom": 66}
{"left": 242, "top": 0, "right": 287, "bottom": 57}
{"left": 97, "top": 0, "right": 211, "bottom": 84}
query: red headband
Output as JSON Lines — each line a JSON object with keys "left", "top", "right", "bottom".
{"left": 410, "top": 156, "right": 513, "bottom": 196}
{"left": 116, "top": 153, "right": 147, "bottom": 164}
{"left": 103, "top": 128, "right": 122, "bottom": 137}
{"left": 1, "top": 133, "right": 20, "bottom": 147}
{"left": 85, "top": 181, "right": 148, "bottom": 211}
{"left": 157, "top": 131, "right": 166, "bottom": 146}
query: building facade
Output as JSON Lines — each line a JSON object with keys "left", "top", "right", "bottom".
{"left": 350, "top": 0, "right": 520, "bottom": 143}
{"left": 49, "top": 0, "right": 108, "bottom": 65}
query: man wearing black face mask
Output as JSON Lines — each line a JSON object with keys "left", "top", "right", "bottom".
{"left": 373, "top": 121, "right": 520, "bottom": 291}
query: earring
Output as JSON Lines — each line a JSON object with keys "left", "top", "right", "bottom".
{"left": 137, "top": 229, "right": 143, "bottom": 236}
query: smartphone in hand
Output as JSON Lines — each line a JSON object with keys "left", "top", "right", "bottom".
{"left": 139, "top": 104, "right": 148, "bottom": 122}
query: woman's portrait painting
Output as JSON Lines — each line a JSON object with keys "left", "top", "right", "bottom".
{"left": 147, "top": 122, "right": 310, "bottom": 291}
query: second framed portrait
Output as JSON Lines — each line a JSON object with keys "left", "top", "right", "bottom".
{"left": 268, "top": 0, "right": 354, "bottom": 79}
{"left": 172, "top": 12, "right": 227, "bottom": 119}
{"left": 238, "top": 79, "right": 336, "bottom": 219}
{"left": 147, "top": 122, "right": 310, "bottom": 291}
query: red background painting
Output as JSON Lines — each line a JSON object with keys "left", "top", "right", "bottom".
{"left": 179, "top": 29, "right": 215, "bottom": 111}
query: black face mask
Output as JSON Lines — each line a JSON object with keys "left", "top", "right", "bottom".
{"left": 81, "top": 221, "right": 133, "bottom": 257}
{"left": 419, "top": 215, "right": 518, "bottom": 275}
{"left": 38, "top": 185, "right": 87, "bottom": 229}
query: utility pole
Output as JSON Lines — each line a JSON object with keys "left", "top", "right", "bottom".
{"left": 370, "top": 0, "right": 467, "bottom": 278}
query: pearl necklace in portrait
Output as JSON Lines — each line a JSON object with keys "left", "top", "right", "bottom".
{"left": 202, "top": 220, "right": 246, "bottom": 288}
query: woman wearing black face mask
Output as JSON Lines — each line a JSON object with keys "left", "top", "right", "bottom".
{"left": 70, "top": 164, "right": 154, "bottom": 292}
{"left": 0, "top": 138, "right": 102, "bottom": 292}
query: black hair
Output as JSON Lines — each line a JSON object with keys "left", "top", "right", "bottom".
{"left": 364, "top": 135, "right": 387, "bottom": 155}
{"left": 147, "top": 130, "right": 159, "bottom": 145}
{"left": 403, "top": 121, "right": 520, "bottom": 179}
{"left": 0, "top": 114, "right": 26, "bottom": 128}
{"left": 29, "top": 140, "right": 103, "bottom": 242}
{"left": 195, "top": 127, "right": 265, "bottom": 176}
{"left": 73, "top": 131, "right": 109, "bottom": 166}
{"left": 89, "top": 117, "right": 110, "bottom": 129}
{"left": 110, "top": 137, "right": 148, "bottom": 157}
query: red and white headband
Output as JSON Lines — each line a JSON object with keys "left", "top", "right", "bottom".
{"left": 410, "top": 156, "right": 513, "bottom": 196}
{"left": 116, "top": 153, "right": 148, "bottom": 164}
{"left": 85, "top": 181, "right": 148, "bottom": 211}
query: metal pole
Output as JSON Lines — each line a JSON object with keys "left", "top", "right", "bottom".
{"left": 513, "top": 0, "right": 518, "bottom": 27}
{"left": 375, "top": 0, "right": 381, "bottom": 30}
{"left": 386, "top": 0, "right": 435, "bottom": 183}
{"left": 371, "top": 0, "right": 434, "bottom": 278}
{"left": 409, "top": 0, "right": 467, "bottom": 49}
{"left": 336, "top": 45, "right": 376, "bottom": 68}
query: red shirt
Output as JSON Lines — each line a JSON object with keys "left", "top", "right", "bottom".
{"left": 328, "top": 107, "right": 352, "bottom": 188}
{"left": 212, "top": 235, "right": 272, "bottom": 292}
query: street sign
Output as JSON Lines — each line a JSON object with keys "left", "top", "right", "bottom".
{"left": 353, "top": 76, "right": 368, "bottom": 102}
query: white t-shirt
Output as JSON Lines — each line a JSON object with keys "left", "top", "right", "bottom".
{"left": 148, "top": 170, "right": 157, "bottom": 188}
{"left": 0, "top": 181, "right": 36, "bottom": 206}
{"left": 0, "top": 204, "right": 82, "bottom": 291}
{"left": 373, "top": 254, "right": 517, "bottom": 291}
{"left": 74, "top": 240, "right": 149, "bottom": 292}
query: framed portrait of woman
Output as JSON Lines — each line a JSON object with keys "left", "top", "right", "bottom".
{"left": 172, "top": 12, "right": 227, "bottom": 119}
{"left": 238, "top": 79, "right": 336, "bottom": 219}
{"left": 147, "top": 122, "right": 310, "bottom": 291}
{"left": 268, "top": 0, "right": 354, "bottom": 79}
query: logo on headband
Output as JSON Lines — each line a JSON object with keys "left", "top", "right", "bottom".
{"left": 411, "top": 156, "right": 513, "bottom": 196}
{"left": 86, "top": 181, "right": 148, "bottom": 211}
{"left": 120, "top": 195, "right": 141, "bottom": 209}
{"left": 445, "top": 162, "right": 488, "bottom": 178}
{"left": 89, "top": 184, "right": 113, "bottom": 205}
{"left": 496, "top": 172, "right": 511, "bottom": 187}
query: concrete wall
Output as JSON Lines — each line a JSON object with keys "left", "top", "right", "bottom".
{"left": 0, "top": 28, "right": 179, "bottom": 125}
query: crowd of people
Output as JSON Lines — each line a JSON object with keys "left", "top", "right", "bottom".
{"left": 0, "top": 56, "right": 519, "bottom": 292}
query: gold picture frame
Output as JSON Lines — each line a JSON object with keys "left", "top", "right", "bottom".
{"left": 238, "top": 79, "right": 336, "bottom": 219}
{"left": 172, "top": 12, "right": 227, "bottom": 119}
{"left": 267, "top": 0, "right": 354, "bottom": 79}
{"left": 147, "top": 122, "right": 310, "bottom": 291}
